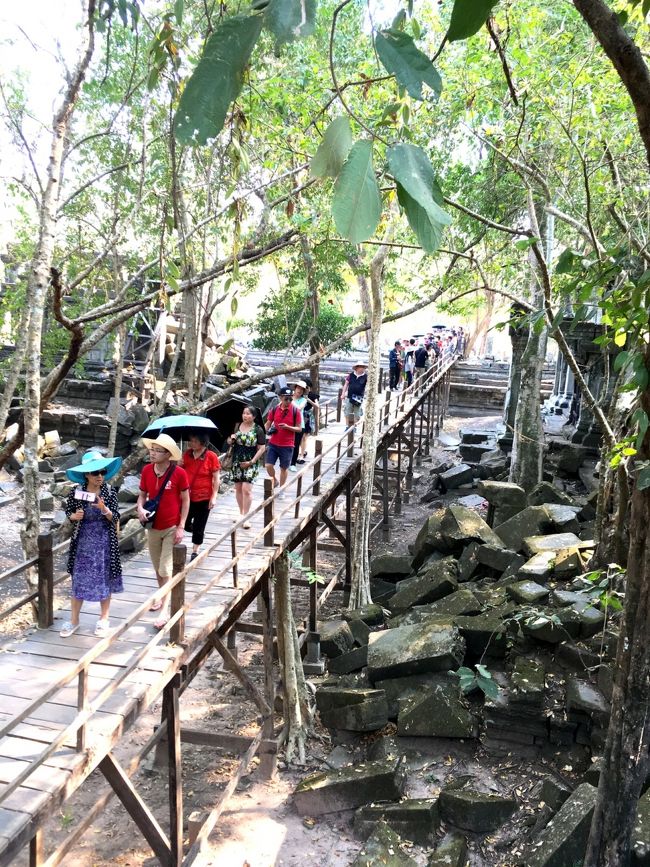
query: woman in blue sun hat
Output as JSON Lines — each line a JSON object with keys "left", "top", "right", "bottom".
{"left": 60, "top": 451, "right": 123, "bottom": 638}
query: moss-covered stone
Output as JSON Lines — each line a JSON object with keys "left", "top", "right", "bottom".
{"left": 507, "top": 580, "right": 549, "bottom": 605}
{"left": 427, "top": 832, "right": 468, "bottom": 867}
{"left": 354, "top": 799, "right": 440, "bottom": 846}
{"left": 439, "top": 786, "right": 516, "bottom": 833}
{"left": 351, "top": 823, "right": 418, "bottom": 867}
{"left": 494, "top": 506, "right": 554, "bottom": 552}
{"left": 294, "top": 758, "right": 406, "bottom": 816}
{"left": 524, "top": 782, "right": 597, "bottom": 867}
{"left": 397, "top": 682, "right": 477, "bottom": 738}
{"left": 318, "top": 619, "right": 355, "bottom": 658}
{"left": 367, "top": 622, "right": 465, "bottom": 682}
{"left": 389, "top": 557, "right": 458, "bottom": 613}
{"left": 370, "top": 554, "right": 414, "bottom": 582}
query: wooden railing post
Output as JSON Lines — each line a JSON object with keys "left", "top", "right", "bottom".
{"left": 170, "top": 545, "right": 186, "bottom": 645}
{"left": 76, "top": 667, "right": 88, "bottom": 752}
{"left": 313, "top": 440, "right": 323, "bottom": 496}
{"left": 336, "top": 387, "right": 343, "bottom": 423}
{"left": 37, "top": 532, "right": 54, "bottom": 629}
{"left": 264, "top": 479, "right": 274, "bottom": 546}
{"left": 384, "top": 389, "right": 391, "bottom": 426}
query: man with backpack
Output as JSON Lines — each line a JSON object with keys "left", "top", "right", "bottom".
{"left": 264, "top": 386, "right": 302, "bottom": 489}
{"left": 388, "top": 340, "right": 402, "bottom": 390}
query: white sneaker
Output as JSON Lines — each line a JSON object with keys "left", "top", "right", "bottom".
{"left": 289, "top": 465, "right": 297, "bottom": 472}
{"left": 60, "top": 621, "right": 79, "bottom": 638}
{"left": 95, "top": 619, "right": 111, "bottom": 638}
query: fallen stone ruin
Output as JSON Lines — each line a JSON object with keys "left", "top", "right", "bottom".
{"left": 296, "top": 460, "right": 640, "bottom": 866}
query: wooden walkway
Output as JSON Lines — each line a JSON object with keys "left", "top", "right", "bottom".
{"left": 0, "top": 357, "right": 455, "bottom": 866}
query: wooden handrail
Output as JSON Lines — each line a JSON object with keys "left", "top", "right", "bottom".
{"left": 0, "top": 355, "right": 458, "bottom": 802}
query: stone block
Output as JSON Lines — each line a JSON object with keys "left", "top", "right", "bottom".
{"left": 354, "top": 799, "right": 440, "bottom": 847}
{"left": 519, "top": 552, "right": 556, "bottom": 581}
{"left": 351, "top": 822, "right": 418, "bottom": 867}
{"left": 343, "top": 604, "right": 385, "bottom": 627}
{"left": 370, "top": 554, "right": 413, "bottom": 583}
{"left": 327, "top": 645, "right": 369, "bottom": 675}
{"left": 39, "top": 492, "right": 54, "bottom": 512}
{"left": 523, "top": 607, "right": 581, "bottom": 644}
{"left": 459, "top": 443, "right": 494, "bottom": 463}
{"left": 389, "top": 558, "right": 458, "bottom": 613}
{"left": 457, "top": 541, "right": 480, "bottom": 582}
{"left": 427, "top": 832, "right": 468, "bottom": 867}
{"left": 476, "top": 544, "right": 520, "bottom": 573}
{"left": 316, "top": 687, "right": 379, "bottom": 713}
{"left": 440, "top": 505, "right": 504, "bottom": 551}
{"left": 545, "top": 504, "right": 581, "bottom": 535}
{"left": 375, "top": 673, "right": 456, "bottom": 719}
{"left": 412, "top": 512, "right": 446, "bottom": 569}
{"left": 347, "top": 618, "right": 371, "bottom": 647}
{"left": 370, "top": 578, "right": 398, "bottom": 605}
{"left": 579, "top": 606, "right": 605, "bottom": 639}
{"left": 477, "top": 479, "right": 527, "bottom": 525}
{"left": 413, "top": 588, "right": 482, "bottom": 619}
{"left": 318, "top": 620, "right": 355, "bottom": 658}
{"left": 439, "top": 785, "right": 516, "bottom": 833}
{"left": 566, "top": 678, "right": 609, "bottom": 722}
{"left": 454, "top": 612, "right": 508, "bottom": 658}
{"left": 540, "top": 778, "right": 573, "bottom": 814}
{"left": 523, "top": 533, "right": 592, "bottom": 558}
{"left": 633, "top": 787, "right": 650, "bottom": 866}
{"left": 511, "top": 657, "right": 545, "bottom": 702}
{"left": 529, "top": 482, "right": 573, "bottom": 507}
{"left": 478, "top": 448, "right": 508, "bottom": 479}
{"left": 367, "top": 622, "right": 465, "bottom": 682}
{"left": 439, "top": 464, "right": 474, "bottom": 491}
{"left": 555, "top": 444, "right": 587, "bottom": 475}
{"left": 294, "top": 758, "right": 406, "bottom": 816}
{"left": 494, "top": 506, "right": 554, "bottom": 552}
{"left": 397, "top": 681, "right": 477, "bottom": 738}
{"left": 117, "top": 475, "right": 142, "bottom": 502}
{"left": 525, "top": 782, "right": 597, "bottom": 867}
{"left": 319, "top": 692, "right": 388, "bottom": 732}
{"left": 507, "top": 580, "right": 549, "bottom": 605}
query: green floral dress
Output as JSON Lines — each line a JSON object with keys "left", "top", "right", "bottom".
{"left": 231, "top": 424, "right": 265, "bottom": 484}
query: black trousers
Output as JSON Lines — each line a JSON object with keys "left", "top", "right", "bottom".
{"left": 291, "top": 429, "right": 304, "bottom": 466}
{"left": 389, "top": 366, "right": 400, "bottom": 389}
{"left": 185, "top": 500, "right": 211, "bottom": 545}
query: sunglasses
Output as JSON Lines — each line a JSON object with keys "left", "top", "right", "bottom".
{"left": 89, "top": 470, "right": 106, "bottom": 477}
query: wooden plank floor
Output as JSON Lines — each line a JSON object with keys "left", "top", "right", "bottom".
{"left": 0, "top": 371, "right": 447, "bottom": 863}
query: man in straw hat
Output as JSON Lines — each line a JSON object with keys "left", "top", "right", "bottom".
{"left": 340, "top": 361, "right": 369, "bottom": 428}
{"left": 137, "top": 433, "right": 190, "bottom": 629}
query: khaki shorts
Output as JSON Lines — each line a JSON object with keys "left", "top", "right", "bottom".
{"left": 147, "top": 526, "right": 176, "bottom": 578}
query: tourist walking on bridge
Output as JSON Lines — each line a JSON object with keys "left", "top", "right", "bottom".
{"left": 60, "top": 451, "right": 123, "bottom": 638}
{"left": 182, "top": 432, "right": 221, "bottom": 561}
{"left": 341, "top": 362, "right": 368, "bottom": 428}
{"left": 137, "top": 433, "right": 190, "bottom": 629}
{"left": 388, "top": 340, "right": 402, "bottom": 390}
{"left": 228, "top": 405, "right": 266, "bottom": 527}
{"left": 265, "top": 387, "right": 302, "bottom": 490}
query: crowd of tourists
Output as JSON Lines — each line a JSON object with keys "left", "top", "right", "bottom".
{"left": 58, "top": 328, "right": 464, "bottom": 639}
{"left": 388, "top": 327, "right": 465, "bottom": 390}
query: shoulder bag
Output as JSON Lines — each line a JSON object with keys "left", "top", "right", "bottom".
{"left": 141, "top": 465, "right": 176, "bottom": 529}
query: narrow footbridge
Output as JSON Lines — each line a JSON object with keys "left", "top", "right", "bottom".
{"left": 0, "top": 358, "right": 455, "bottom": 866}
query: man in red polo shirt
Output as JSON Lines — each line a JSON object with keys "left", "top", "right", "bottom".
{"left": 265, "top": 387, "right": 302, "bottom": 489}
{"left": 137, "top": 433, "right": 190, "bottom": 629}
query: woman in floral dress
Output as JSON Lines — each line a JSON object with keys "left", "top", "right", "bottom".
{"left": 228, "top": 406, "right": 266, "bottom": 528}
{"left": 60, "top": 450, "right": 123, "bottom": 638}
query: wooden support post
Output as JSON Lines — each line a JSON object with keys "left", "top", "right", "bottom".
{"left": 395, "top": 428, "right": 403, "bottom": 515}
{"left": 170, "top": 545, "right": 186, "bottom": 645}
{"left": 37, "top": 532, "right": 54, "bottom": 629}
{"left": 336, "top": 387, "right": 343, "bottom": 423}
{"left": 211, "top": 636, "right": 272, "bottom": 716}
{"left": 230, "top": 529, "right": 238, "bottom": 588}
{"left": 100, "top": 752, "right": 171, "bottom": 865}
{"left": 258, "top": 571, "right": 277, "bottom": 780}
{"left": 424, "top": 391, "right": 432, "bottom": 455}
{"left": 76, "top": 667, "right": 88, "bottom": 752}
{"left": 264, "top": 478, "right": 274, "bottom": 547}
{"left": 335, "top": 438, "right": 342, "bottom": 474}
{"left": 294, "top": 474, "right": 302, "bottom": 519}
{"left": 29, "top": 829, "right": 43, "bottom": 867}
{"left": 434, "top": 382, "right": 440, "bottom": 436}
{"left": 309, "top": 525, "right": 318, "bottom": 632}
{"left": 166, "top": 675, "right": 183, "bottom": 866}
{"left": 312, "top": 439, "right": 323, "bottom": 496}
{"left": 381, "top": 449, "right": 390, "bottom": 533}
{"left": 226, "top": 627, "right": 238, "bottom": 666}
{"left": 416, "top": 404, "right": 424, "bottom": 466}
{"left": 404, "top": 413, "right": 416, "bottom": 504}
{"left": 383, "top": 390, "right": 391, "bottom": 426}
{"left": 344, "top": 476, "right": 352, "bottom": 599}
{"left": 346, "top": 424, "right": 354, "bottom": 459}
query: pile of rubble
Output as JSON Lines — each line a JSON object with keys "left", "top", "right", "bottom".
{"left": 296, "top": 483, "right": 632, "bottom": 865}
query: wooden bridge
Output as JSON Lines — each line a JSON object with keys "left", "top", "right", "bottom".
{"left": 0, "top": 357, "right": 455, "bottom": 866}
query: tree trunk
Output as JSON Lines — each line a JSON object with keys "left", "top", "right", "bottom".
{"left": 347, "top": 251, "right": 372, "bottom": 347}
{"left": 300, "top": 237, "right": 321, "bottom": 392}
{"left": 107, "top": 323, "right": 126, "bottom": 457}
{"left": 0, "top": 304, "right": 29, "bottom": 436}
{"left": 21, "top": 2, "right": 96, "bottom": 578}
{"left": 348, "top": 235, "right": 392, "bottom": 609}
{"left": 275, "top": 553, "right": 310, "bottom": 764}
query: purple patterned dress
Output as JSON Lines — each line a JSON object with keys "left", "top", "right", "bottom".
{"left": 64, "top": 483, "right": 123, "bottom": 601}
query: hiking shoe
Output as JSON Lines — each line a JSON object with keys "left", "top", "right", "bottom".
{"left": 289, "top": 465, "right": 298, "bottom": 472}
{"left": 60, "top": 621, "right": 79, "bottom": 638}
{"left": 296, "top": 459, "right": 306, "bottom": 465}
{"left": 190, "top": 552, "right": 198, "bottom": 562}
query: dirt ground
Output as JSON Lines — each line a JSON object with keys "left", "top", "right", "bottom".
{"left": 7, "top": 412, "right": 581, "bottom": 866}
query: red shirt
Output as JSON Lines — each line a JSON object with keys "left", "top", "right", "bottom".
{"left": 139, "top": 463, "right": 189, "bottom": 530}
{"left": 267, "top": 404, "right": 302, "bottom": 448}
{"left": 182, "top": 448, "right": 221, "bottom": 502}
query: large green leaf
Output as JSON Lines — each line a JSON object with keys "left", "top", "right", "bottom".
{"left": 263, "top": 0, "right": 316, "bottom": 44}
{"left": 375, "top": 29, "right": 442, "bottom": 101}
{"left": 332, "top": 141, "right": 381, "bottom": 244}
{"left": 396, "top": 185, "right": 445, "bottom": 253}
{"left": 447, "top": 0, "right": 499, "bottom": 42}
{"left": 174, "top": 16, "right": 263, "bottom": 145}
{"left": 388, "top": 143, "right": 451, "bottom": 252}
{"left": 311, "top": 117, "right": 353, "bottom": 178}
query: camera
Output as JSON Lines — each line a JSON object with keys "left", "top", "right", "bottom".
{"left": 268, "top": 425, "right": 277, "bottom": 435}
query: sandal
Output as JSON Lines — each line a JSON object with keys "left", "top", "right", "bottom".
{"left": 154, "top": 615, "right": 169, "bottom": 630}
{"left": 60, "top": 621, "right": 79, "bottom": 638}
{"left": 243, "top": 521, "right": 251, "bottom": 529}
{"left": 149, "top": 599, "right": 163, "bottom": 612}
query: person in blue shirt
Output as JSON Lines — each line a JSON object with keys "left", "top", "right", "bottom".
{"left": 388, "top": 340, "right": 402, "bottom": 390}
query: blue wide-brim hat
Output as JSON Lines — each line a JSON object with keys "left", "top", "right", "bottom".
{"left": 65, "top": 450, "right": 122, "bottom": 484}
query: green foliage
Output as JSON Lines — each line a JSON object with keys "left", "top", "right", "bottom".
{"left": 252, "top": 283, "right": 353, "bottom": 353}
{"left": 446, "top": 0, "right": 500, "bottom": 42}
{"left": 174, "top": 16, "right": 263, "bottom": 144}
{"left": 311, "top": 116, "right": 353, "bottom": 179}
{"left": 374, "top": 29, "right": 442, "bottom": 101}
{"left": 388, "top": 144, "right": 451, "bottom": 254}
{"left": 452, "top": 664, "right": 499, "bottom": 700}
{"left": 332, "top": 141, "right": 381, "bottom": 244}
{"left": 287, "top": 550, "right": 325, "bottom": 584}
